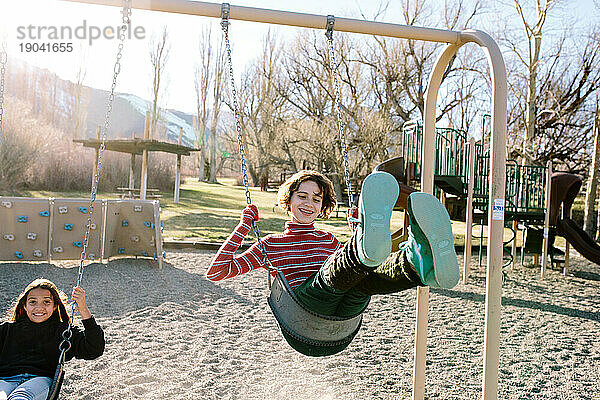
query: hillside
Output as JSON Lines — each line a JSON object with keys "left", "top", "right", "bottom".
{"left": 5, "top": 58, "right": 197, "bottom": 147}
{"left": 86, "top": 89, "right": 196, "bottom": 146}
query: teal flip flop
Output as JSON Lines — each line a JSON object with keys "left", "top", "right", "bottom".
{"left": 407, "top": 192, "right": 459, "bottom": 289}
{"left": 356, "top": 171, "right": 399, "bottom": 267}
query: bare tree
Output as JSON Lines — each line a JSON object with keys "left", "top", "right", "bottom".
{"left": 149, "top": 27, "right": 170, "bottom": 139}
{"left": 513, "top": 0, "right": 559, "bottom": 162}
{"left": 278, "top": 31, "right": 349, "bottom": 184}
{"left": 70, "top": 64, "right": 89, "bottom": 139}
{"left": 585, "top": 98, "right": 600, "bottom": 236}
{"left": 496, "top": 1, "right": 600, "bottom": 171}
{"left": 357, "top": 0, "right": 481, "bottom": 124}
{"left": 194, "top": 27, "right": 212, "bottom": 181}
{"left": 208, "top": 36, "right": 226, "bottom": 183}
{"left": 222, "top": 32, "right": 293, "bottom": 186}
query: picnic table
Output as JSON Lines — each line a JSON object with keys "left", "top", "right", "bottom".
{"left": 116, "top": 187, "right": 162, "bottom": 200}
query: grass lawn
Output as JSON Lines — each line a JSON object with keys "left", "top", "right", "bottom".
{"left": 7, "top": 176, "right": 572, "bottom": 250}
{"left": 159, "top": 177, "right": 359, "bottom": 242}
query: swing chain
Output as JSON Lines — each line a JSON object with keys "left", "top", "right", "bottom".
{"left": 59, "top": 0, "right": 132, "bottom": 355}
{"left": 0, "top": 45, "right": 7, "bottom": 140}
{"left": 221, "top": 4, "right": 276, "bottom": 274}
{"left": 325, "top": 16, "right": 354, "bottom": 207}
{"left": 77, "top": 0, "right": 131, "bottom": 282}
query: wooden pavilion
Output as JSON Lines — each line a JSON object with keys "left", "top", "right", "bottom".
{"left": 74, "top": 113, "right": 198, "bottom": 202}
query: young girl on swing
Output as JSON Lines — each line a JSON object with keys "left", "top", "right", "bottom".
{"left": 0, "top": 279, "right": 105, "bottom": 400}
{"left": 207, "top": 170, "right": 459, "bottom": 355}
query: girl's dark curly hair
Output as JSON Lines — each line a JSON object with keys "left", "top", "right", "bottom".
{"left": 277, "top": 170, "right": 337, "bottom": 219}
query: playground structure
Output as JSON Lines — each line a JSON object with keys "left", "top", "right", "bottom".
{"left": 394, "top": 121, "right": 600, "bottom": 276}
{"left": 0, "top": 197, "right": 163, "bottom": 267}
{"left": 398, "top": 121, "right": 551, "bottom": 274}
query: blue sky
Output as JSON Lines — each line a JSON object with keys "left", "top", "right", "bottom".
{"left": 1, "top": 0, "right": 597, "bottom": 114}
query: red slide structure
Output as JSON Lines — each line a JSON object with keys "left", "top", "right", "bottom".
{"left": 550, "top": 173, "right": 600, "bottom": 265}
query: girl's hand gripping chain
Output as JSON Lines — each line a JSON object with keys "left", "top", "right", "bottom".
{"left": 241, "top": 204, "right": 259, "bottom": 225}
{"left": 72, "top": 286, "right": 92, "bottom": 320}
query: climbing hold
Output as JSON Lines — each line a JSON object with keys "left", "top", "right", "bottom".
{"left": 64, "top": 223, "right": 73, "bottom": 231}
{"left": 131, "top": 235, "right": 140, "bottom": 242}
{"left": 15, "top": 251, "right": 24, "bottom": 259}
{"left": 78, "top": 206, "right": 88, "bottom": 213}
{"left": 73, "top": 241, "right": 83, "bottom": 248}
{"left": 3, "top": 234, "right": 15, "bottom": 241}
{"left": 89, "top": 222, "right": 97, "bottom": 230}
{"left": 118, "top": 248, "right": 125, "bottom": 254}
{"left": 26, "top": 232, "right": 37, "bottom": 240}
{"left": 33, "top": 250, "right": 43, "bottom": 258}
{"left": 134, "top": 205, "right": 143, "bottom": 212}
{"left": 144, "top": 221, "right": 151, "bottom": 228}
{"left": 17, "top": 215, "right": 27, "bottom": 223}
{"left": 122, "top": 220, "right": 129, "bottom": 227}
{"left": 58, "top": 206, "right": 68, "bottom": 214}
{"left": 1, "top": 201, "right": 12, "bottom": 208}
{"left": 88, "top": 253, "right": 96, "bottom": 260}
{"left": 53, "top": 246, "right": 64, "bottom": 253}
{"left": 39, "top": 210, "right": 50, "bottom": 217}
{"left": 141, "top": 251, "right": 148, "bottom": 257}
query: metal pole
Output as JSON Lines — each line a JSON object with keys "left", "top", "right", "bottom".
{"left": 461, "top": 30, "right": 508, "bottom": 400}
{"left": 140, "top": 111, "right": 150, "bottom": 200}
{"left": 55, "top": 2, "right": 508, "bottom": 398}
{"left": 175, "top": 127, "right": 182, "bottom": 203}
{"left": 541, "top": 160, "right": 552, "bottom": 278}
{"left": 414, "top": 41, "right": 461, "bottom": 400}
{"left": 564, "top": 208, "right": 571, "bottom": 275}
{"left": 463, "top": 137, "right": 475, "bottom": 284}
{"left": 59, "top": 0, "right": 461, "bottom": 43}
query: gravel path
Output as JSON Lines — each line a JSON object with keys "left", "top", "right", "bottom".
{"left": 1, "top": 250, "right": 598, "bottom": 399}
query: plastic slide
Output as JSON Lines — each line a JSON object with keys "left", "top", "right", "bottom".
{"left": 556, "top": 218, "right": 600, "bottom": 265}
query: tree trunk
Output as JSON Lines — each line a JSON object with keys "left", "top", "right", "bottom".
{"left": 198, "top": 143, "right": 206, "bottom": 181}
{"left": 589, "top": 101, "right": 600, "bottom": 239}
{"left": 209, "top": 129, "right": 217, "bottom": 182}
{"left": 523, "top": 33, "right": 541, "bottom": 163}
{"left": 584, "top": 119, "right": 600, "bottom": 236}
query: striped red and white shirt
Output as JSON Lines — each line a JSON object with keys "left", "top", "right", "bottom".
{"left": 207, "top": 219, "right": 342, "bottom": 289}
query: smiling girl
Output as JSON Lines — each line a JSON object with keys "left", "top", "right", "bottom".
{"left": 0, "top": 279, "right": 105, "bottom": 400}
{"left": 207, "top": 169, "right": 459, "bottom": 355}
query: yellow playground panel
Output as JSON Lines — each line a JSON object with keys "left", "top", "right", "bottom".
{"left": 0, "top": 197, "right": 163, "bottom": 267}
{"left": 51, "top": 199, "right": 104, "bottom": 261}
{"left": 104, "top": 200, "right": 162, "bottom": 260}
{"left": 0, "top": 197, "right": 51, "bottom": 261}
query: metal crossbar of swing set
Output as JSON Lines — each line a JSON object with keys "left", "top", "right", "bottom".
{"left": 57, "top": 2, "right": 508, "bottom": 400}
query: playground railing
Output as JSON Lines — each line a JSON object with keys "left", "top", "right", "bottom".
{"left": 397, "top": 121, "right": 549, "bottom": 220}
{"left": 434, "top": 127, "right": 468, "bottom": 178}
{"left": 473, "top": 155, "right": 547, "bottom": 218}
{"left": 401, "top": 120, "right": 469, "bottom": 182}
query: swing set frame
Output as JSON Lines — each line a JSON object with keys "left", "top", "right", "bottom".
{"left": 58, "top": 1, "right": 508, "bottom": 399}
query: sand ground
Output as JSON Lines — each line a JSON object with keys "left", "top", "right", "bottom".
{"left": 1, "top": 251, "right": 599, "bottom": 400}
